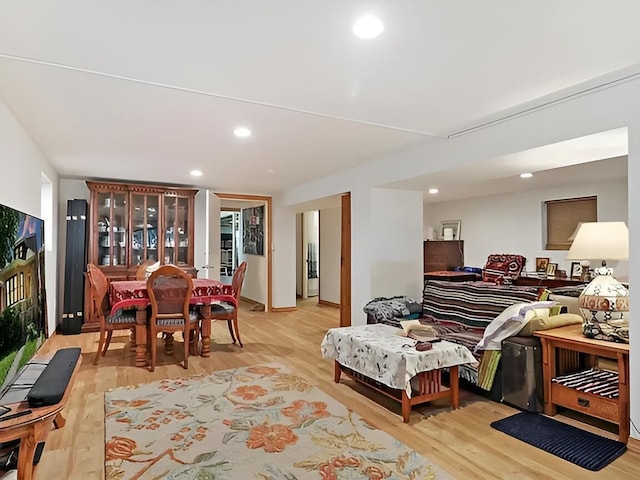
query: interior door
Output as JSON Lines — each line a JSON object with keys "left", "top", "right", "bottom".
{"left": 208, "top": 193, "right": 221, "bottom": 279}
{"left": 340, "top": 192, "right": 351, "bottom": 326}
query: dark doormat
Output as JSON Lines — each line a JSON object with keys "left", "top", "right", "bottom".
{"left": 490, "top": 412, "right": 626, "bottom": 471}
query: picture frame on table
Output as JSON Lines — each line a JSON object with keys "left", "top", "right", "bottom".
{"left": 546, "top": 263, "right": 558, "bottom": 276}
{"left": 570, "top": 262, "right": 582, "bottom": 279}
{"left": 535, "top": 257, "right": 550, "bottom": 273}
{"left": 440, "top": 220, "right": 461, "bottom": 241}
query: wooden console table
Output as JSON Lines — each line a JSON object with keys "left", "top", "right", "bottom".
{"left": 321, "top": 324, "right": 477, "bottom": 422}
{"left": 424, "top": 271, "right": 480, "bottom": 282}
{"left": 0, "top": 355, "right": 81, "bottom": 480}
{"left": 534, "top": 325, "right": 629, "bottom": 443}
{"left": 515, "top": 275, "right": 585, "bottom": 288}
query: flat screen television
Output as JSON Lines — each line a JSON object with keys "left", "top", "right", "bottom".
{"left": 0, "top": 202, "right": 47, "bottom": 408}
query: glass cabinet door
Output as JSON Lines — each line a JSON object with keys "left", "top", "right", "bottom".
{"left": 96, "top": 191, "right": 128, "bottom": 267}
{"left": 164, "top": 196, "right": 190, "bottom": 265}
{"left": 131, "top": 193, "right": 160, "bottom": 265}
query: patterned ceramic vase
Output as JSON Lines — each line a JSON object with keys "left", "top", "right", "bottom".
{"left": 578, "top": 273, "right": 629, "bottom": 343}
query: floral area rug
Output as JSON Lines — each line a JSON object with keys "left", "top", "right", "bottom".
{"left": 104, "top": 363, "right": 451, "bottom": 479}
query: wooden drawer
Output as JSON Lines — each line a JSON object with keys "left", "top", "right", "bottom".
{"left": 551, "top": 383, "right": 618, "bottom": 423}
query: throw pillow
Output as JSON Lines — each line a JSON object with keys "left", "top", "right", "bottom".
{"left": 475, "top": 301, "right": 556, "bottom": 351}
{"left": 518, "top": 312, "right": 583, "bottom": 336}
{"left": 548, "top": 293, "right": 580, "bottom": 315}
{"left": 481, "top": 254, "right": 526, "bottom": 283}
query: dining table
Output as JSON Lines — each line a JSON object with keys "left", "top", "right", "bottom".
{"left": 109, "top": 278, "right": 233, "bottom": 367}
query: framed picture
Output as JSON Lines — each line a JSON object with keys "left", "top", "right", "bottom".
{"left": 535, "top": 257, "right": 550, "bottom": 273}
{"left": 570, "top": 262, "right": 582, "bottom": 279}
{"left": 440, "top": 220, "right": 461, "bottom": 240}
{"left": 242, "top": 205, "right": 265, "bottom": 256}
{"left": 546, "top": 263, "right": 558, "bottom": 276}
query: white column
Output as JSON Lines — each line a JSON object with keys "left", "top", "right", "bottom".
{"left": 272, "top": 204, "right": 297, "bottom": 309}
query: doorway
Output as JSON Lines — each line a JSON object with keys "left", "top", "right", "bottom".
{"left": 219, "top": 210, "right": 240, "bottom": 281}
{"left": 299, "top": 210, "right": 320, "bottom": 300}
{"left": 215, "top": 193, "right": 272, "bottom": 311}
{"left": 294, "top": 193, "right": 350, "bottom": 327}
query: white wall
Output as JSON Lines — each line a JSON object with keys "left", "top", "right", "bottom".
{"left": 295, "top": 213, "right": 302, "bottom": 297}
{"left": 274, "top": 78, "right": 640, "bottom": 439}
{"left": 370, "top": 188, "right": 424, "bottom": 303}
{"left": 0, "top": 101, "right": 59, "bottom": 336}
{"left": 319, "top": 207, "right": 340, "bottom": 304}
{"left": 424, "top": 177, "right": 629, "bottom": 278}
{"left": 272, "top": 205, "right": 296, "bottom": 308}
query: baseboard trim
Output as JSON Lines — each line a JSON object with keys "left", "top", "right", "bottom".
{"left": 627, "top": 436, "right": 640, "bottom": 453}
{"left": 318, "top": 299, "right": 340, "bottom": 308}
{"left": 271, "top": 306, "right": 297, "bottom": 312}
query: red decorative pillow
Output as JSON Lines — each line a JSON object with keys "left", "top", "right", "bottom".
{"left": 482, "top": 254, "right": 526, "bottom": 284}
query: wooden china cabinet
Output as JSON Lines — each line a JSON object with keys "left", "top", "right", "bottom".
{"left": 83, "top": 181, "right": 198, "bottom": 331}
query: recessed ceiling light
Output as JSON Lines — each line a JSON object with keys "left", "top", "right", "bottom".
{"left": 233, "top": 126, "right": 252, "bottom": 138}
{"left": 428, "top": 188, "right": 439, "bottom": 194}
{"left": 520, "top": 172, "right": 533, "bottom": 178}
{"left": 353, "top": 15, "right": 384, "bottom": 39}
{"left": 190, "top": 169, "right": 203, "bottom": 177}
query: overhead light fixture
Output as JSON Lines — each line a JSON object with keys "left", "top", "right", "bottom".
{"left": 190, "top": 170, "right": 203, "bottom": 177}
{"left": 520, "top": 172, "right": 533, "bottom": 178}
{"left": 428, "top": 188, "right": 439, "bottom": 194}
{"left": 353, "top": 15, "right": 384, "bottom": 39}
{"left": 233, "top": 126, "right": 252, "bottom": 138}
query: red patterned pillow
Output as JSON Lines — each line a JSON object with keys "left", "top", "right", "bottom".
{"left": 482, "top": 254, "right": 527, "bottom": 284}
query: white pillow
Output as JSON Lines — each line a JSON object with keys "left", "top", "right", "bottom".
{"left": 475, "top": 301, "right": 556, "bottom": 352}
{"left": 145, "top": 261, "right": 161, "bottom": 278}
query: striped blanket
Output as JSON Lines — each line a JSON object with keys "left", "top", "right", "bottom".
{"left": 552, "top": 368, "right": 619, "bottom": 398}
{"left": 422, "top": 280, "right": 544, "bottom": 329}
{"left": 420, "top": 280, "right": 546, "bottom": 390}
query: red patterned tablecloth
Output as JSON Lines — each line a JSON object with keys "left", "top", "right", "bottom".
{"left": 110, "top": 278, "right": 233, "bottom": 311}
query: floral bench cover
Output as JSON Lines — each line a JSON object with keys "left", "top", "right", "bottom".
{"left": 321, "top": 324, "right": 477, "bottom": 398}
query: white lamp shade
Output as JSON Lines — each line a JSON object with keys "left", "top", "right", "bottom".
{"left": 566, "top": 222, "right": 628, "bottom": 261}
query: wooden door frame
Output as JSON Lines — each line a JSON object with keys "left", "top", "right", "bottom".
{"left": 215, "top": 193, "right": 272, "bottom": 312}
{"left": 340, "top": 192, "right": 351, "bottom": 326}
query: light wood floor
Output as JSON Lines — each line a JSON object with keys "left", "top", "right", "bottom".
{"left": 28, "top": 301, "right": 640, "bottom": 479}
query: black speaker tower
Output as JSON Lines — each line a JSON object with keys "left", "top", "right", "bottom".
{"left": 61, "top": 199, "right": 88, "bottom": 334}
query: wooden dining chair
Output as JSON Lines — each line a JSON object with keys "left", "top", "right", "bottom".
{"left": 86, "top": 263, "right": 137, "bottom": 365}
{"left": 135, "top": 258, "right": 157, "bottom": 280}
{"left": 211, "top": 261, "right": 247, "bottom": 347}
{"left": 146, "top": 265, "right": 199, "bottom": 372}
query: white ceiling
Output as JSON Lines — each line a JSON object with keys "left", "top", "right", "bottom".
{"left": 386, "top": 128, "right": 629, "bottom": 202}
{"left": 0, "top": 1, "right": 638, "bottom": 196}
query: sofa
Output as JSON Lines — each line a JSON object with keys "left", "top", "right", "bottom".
{"left": 364, "top": 278, "right": 583, "bottom": 402}
{"left": 420, "top": 280, "right": 553, "bottom": 397}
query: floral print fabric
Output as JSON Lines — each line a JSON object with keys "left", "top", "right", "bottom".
{"left": 105, "top": 362, "right": 451, "bottom": 479}
{"left": 321, "top": 324, "right": 477, "bottom": 397}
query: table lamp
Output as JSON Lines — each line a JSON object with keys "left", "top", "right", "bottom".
{"left": 566, "top": 221, "right": 629, "bottom": 343}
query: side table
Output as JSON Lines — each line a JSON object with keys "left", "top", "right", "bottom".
{"left": 534, "top": 324, "right": 629, "bottom": 443}
{"left": 321, "top": 324, "right": 477, "bottom": 422}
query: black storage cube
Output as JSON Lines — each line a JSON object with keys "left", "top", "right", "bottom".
{"left": 501, "top": 336, "right": 543, "bottom": 412}
{"left": 61, "top": 316, "right": 82, "bottom": 335}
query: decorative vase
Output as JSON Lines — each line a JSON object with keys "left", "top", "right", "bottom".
{"left": 578, "top": 273, "right": 629, "bottom": 343}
